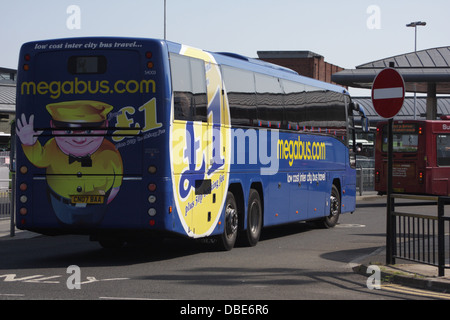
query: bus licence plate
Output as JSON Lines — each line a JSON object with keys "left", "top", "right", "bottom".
{"left": 71, "top": 195, "right": 105, "bottom": 204}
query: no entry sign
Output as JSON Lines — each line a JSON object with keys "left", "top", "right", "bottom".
{"left": 371, "top": 68, "right": 405, "bottom": 119}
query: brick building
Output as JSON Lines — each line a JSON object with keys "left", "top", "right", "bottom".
{"left": 257, "top": 51, "right": 345, "bottom": 86}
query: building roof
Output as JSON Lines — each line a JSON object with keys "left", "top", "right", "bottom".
{"left": 257, "top": 51, "right": 324, "bottom": 59}
{"left": 332, "top": 47, "right": 450, "bottom": 94}
{"left": 0, "top": 83, "right": 16, "bottom": 113}
{"left": 358, "top": 47, "right": 450, "bottom": 69}
{"left": 354, "top": 96, "right": 450, "bottom": 121}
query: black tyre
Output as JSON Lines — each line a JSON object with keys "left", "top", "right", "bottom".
{"left": 243, "top": 189, "right": 262, "bottom": 246}
{"left": 217, "top": 192, "right": 238, "bottom": 251}
{"left": 323, "top": 185, "right": 341, "bottom": 228}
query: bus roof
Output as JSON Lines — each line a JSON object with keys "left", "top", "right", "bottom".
{"left": 165, "top": 40, "right": 349, "bottom": 96}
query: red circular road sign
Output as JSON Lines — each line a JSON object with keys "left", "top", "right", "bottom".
{"left": 371, "top": 68, "right": 405, "bottom": 119}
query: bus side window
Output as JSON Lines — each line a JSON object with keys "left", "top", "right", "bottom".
{"left": 255, "top": 73, "right": 284, "bottom": 128}
{"left": 170, "top": 53, "right": 207, "bottom": 122}
{"left": 281, "top": 79, "right": 306, "bottom": 131}
{"left": 190, "top": 58, "right": 207, "bottom": 122}
{"left": 222, "top": 66, "right": 257, "bottom": 126}
{"left": 437, "top": 134, "right": 450, "bottom": 166}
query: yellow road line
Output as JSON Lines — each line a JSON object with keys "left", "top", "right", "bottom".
{"left": 382, "top": 284, "right": 450, "bottom": 300}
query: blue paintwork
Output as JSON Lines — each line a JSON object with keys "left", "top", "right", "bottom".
{"left": 15, "top": 37, "right": 355, "bottom": 239}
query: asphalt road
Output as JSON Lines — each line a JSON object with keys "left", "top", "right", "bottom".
{"left": 0, "top": 195, "right": 445, "bottom": 304}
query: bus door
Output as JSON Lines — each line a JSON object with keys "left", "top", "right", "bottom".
{"left": 17, "top": 44, "right": 151, "bottom": 229}
{"left": 434, "top": 128, "right": 450, "bottom": 195}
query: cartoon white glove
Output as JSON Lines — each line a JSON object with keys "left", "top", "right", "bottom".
{"left": 16, "top": 114, "right": 43, "bottom": 146}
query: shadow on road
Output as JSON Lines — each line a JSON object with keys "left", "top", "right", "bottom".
{"left": 0, "top": 222, "right": 323, "bottom": 270}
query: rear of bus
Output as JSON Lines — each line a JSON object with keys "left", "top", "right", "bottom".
{"left": 374, "top": 121, "right": 426, "bottom": 194}
{"left": 15, "top": 37, "right": 171, "bottom": 242}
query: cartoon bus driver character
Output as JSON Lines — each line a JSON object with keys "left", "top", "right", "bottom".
{"left": 16, "top": 100, "right": 123, "bottom": 226}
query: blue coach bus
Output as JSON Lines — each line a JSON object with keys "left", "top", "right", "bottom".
{"left": 15, "top": 37, "right": 367, "bottom": 250}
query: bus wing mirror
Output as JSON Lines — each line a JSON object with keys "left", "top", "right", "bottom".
{"left": 361, "top": 117, "right": 370, "bottom": 133}
{"left": 351, "top": 102, "right": 370, "bottom": 133}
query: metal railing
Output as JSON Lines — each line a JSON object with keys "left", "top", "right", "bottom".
{"left": 0, "top": 151, "right": 12, "bottom": 219}
{"left": 389, "top": 194, "right": 450, "bottom": 277}
{"left": 0, "top": 176, "right": 11, "bottom": 219}
{"left": 356, "top": 167, "right": 375, "bottom": 195}
{"left": 0, "top": 188, "right": 11, "bottom": 218}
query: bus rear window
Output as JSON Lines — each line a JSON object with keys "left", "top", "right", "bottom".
{"left": 68, "top": 56, "right": 107, "bottom": 74}
{"left": 382, "top": 133, "right": 418, "bottom": 152}
{"left": 382, "top": 124, "right": 419, "bottom": 153}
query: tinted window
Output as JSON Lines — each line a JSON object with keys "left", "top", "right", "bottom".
{"left": 223, "top": 67, "right": 348, "bottom": 137}
{"left": 282, "top": 80, "right": 306, "bottom": 130}
{"left": 190, "top": 58, "right": 207, "bottom": 121}
{"left": 255, "top": 73, "right": 284, "bottom": 128}
{"left": 222, "top": 66, "right": 256, "bottom": 126}
{"left": 68, "top": 56, "right": 107, "bottom": 74}
{"left": 281, "top": 79, "right": 347, "bottom": 139}
{"left": 170, "top": 53, "right": 207, "bottom": 121}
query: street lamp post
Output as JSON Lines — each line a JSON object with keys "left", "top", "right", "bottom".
{"left": 406, "top": 21, "right": 426, "bottom": 51}
{"left": 164, "top": 0, "right": 167, "bottom": 40}
{"left": 406, "top": 21, "right": 426, "bottom": 119}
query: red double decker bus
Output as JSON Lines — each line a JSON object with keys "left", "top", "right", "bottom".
{"left": 375, "top": 119, "right": 450, "bottom": 196}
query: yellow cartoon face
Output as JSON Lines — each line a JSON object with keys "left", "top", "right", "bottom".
{"left": 47, "top": 101, "right": 112, "bottom": 158}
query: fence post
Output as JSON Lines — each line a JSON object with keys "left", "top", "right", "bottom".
{"left": 438, "top": 197, "right": 445, "bottom": 277}
{"left": 358, "top": 167, "right": 363, "bottom": 196}
{"left": 9, "top": 121, "right": 15, "bottom": 237}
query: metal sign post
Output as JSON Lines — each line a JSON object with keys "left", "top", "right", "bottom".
{"left": 386, "top": 118, "right": 394, "bottom": 264}
{"left": 371, "top": 64, "right": 405, "bottom": 264}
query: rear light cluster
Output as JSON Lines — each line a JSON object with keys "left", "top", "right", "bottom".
{"left": 375, "top": 170, "right": 380, "bottom": 183}
{"left": 146, "top": 51, "right": 154, "bottom": 70}
{"left": 23, "top": 53, "right": 31, "bottom": 71}
{"left": 418, "top": 171, "right": 424, "bottom": 184}
{"left": 147, "top": 165, "right": 157, "bottom": 226}
{"left": 18, "top": 166, "right": 29, "bottom": 224}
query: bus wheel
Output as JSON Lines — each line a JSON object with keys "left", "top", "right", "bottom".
{"left": 218, "top": 192, "right": 238, "bottom": 251}
{"left": 244, "top": 189, "right": 262, "bottom": 247}
{"left": 324, "top": 185, "right": 341, "bottom": 228}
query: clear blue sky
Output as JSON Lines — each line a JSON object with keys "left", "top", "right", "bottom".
{"left": 1, "top": 0, "right": 448, "bottom": 94}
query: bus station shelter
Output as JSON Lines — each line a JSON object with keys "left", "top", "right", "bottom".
{"left": 332, "top": 47, "right": 450, "bottom": 120}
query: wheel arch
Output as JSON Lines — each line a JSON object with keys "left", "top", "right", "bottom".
{"left": 332, "top": 177, "right": 342, "bottom": 199}
{"left": 249, "top": 181, "right": 264, "bottom": 228}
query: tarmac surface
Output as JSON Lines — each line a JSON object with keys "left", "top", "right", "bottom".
{"left": 2, "top": 192, "right": 450, "bottom": 294}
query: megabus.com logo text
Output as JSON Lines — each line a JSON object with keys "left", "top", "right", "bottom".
{"left": 278, "top": 137, "right": 326, "bottom": 166}
{"left": 20, "top": 78, "right": 156, "bottom": 99}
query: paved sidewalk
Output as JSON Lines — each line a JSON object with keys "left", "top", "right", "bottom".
{"left": 351, "top": 246, "right": 450, "bottom": 293}
{"left": 353, "top": 192, "right": 450, "bottom": 293}
{"left": 0, "top": 217, "right": 39, "bottom": 240}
